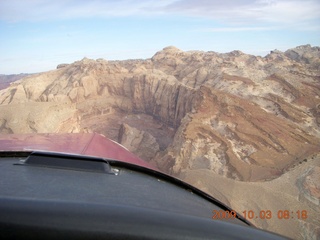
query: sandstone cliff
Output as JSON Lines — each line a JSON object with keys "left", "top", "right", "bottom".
{"left": 0, "top": 45, "right": 319, "bottom": 239}
{"left": 1, "top": 45, "right": 319, "bottom": 180}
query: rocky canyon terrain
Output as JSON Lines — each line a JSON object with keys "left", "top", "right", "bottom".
{"left": 0, "top": 73, "right": 30, "bottom": 90}
{"left": 0, "top": 45, "right": 319, "bottom": 239}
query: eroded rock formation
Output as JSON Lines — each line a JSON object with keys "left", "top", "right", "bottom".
{"left": 0, "top": 45, "right": 319, "bottom": 182}
{"left": 1, "top": 45, "right": 319, "bottom": 239}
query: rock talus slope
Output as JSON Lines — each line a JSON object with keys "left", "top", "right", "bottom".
{"left": 0, "top": 45, "right": 319, "bottom": 239}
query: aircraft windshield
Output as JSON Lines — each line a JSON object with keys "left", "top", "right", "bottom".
{"left": 0, "top": 1, "right": 319, "bottom": 239}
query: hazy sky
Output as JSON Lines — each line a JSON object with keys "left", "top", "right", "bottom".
{"left": 1, "top": 0, "right": 319, "bottom": 74}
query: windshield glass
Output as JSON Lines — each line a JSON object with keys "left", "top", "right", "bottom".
{"left": 0, "top": 1, "right": 319, "bottom": 239}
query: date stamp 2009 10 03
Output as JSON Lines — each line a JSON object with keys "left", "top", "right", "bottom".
{"left": 212, "top": 209, "right": 308, "bottom": 220}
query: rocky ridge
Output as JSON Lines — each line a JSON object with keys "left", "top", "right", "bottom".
{"left": 0, "top": 73, "right": 31, "bottom": 90}
{"left": 0, "top": 45, "right": 319, "bottom": 182}
{"left": 0, "top": 45, "right": 319, "bottom": 239}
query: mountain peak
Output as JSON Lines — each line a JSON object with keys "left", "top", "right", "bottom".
{"left": 162, "top": 46, "right": 182, "bottom": 52}
{"left": 284, "top": 44, "right": 320, "bottom": 65}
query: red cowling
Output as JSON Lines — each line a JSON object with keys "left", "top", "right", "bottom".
{"left": 0, "top": 133, "right": 157, "bottom": 170}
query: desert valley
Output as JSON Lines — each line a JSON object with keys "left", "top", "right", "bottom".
{"left": 0, "top": 45, "right": 319, "bottom": 239}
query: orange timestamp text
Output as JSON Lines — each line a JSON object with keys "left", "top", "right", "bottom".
{"left": 212, "top": 209, "right": 308, "bottom": 220}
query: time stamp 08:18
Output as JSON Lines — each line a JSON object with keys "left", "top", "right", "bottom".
{"left": 212, "top": 210, "right": 308, "bottom": 220}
